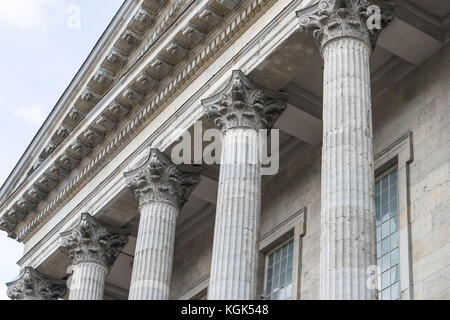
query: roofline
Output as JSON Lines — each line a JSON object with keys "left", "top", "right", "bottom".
{"left": 0, "top": 0, "right": 131, "bottom": 205}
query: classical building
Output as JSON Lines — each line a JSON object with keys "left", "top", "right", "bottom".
{"left": 1, "top": 0, "right": 449, "bottom": 300}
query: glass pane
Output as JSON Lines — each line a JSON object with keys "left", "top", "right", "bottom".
{"left": 287, "top": 253, "right": 293, "bottom": 267}
{"left": 288, "top": 241, "right": 294, "bottom": 253}
{"left": 390, "top": 200, "right": 398, "bottom": 216}
{"left": 391, "top": 265, "right": 399, "bottom": 283}
{"left": 390, "top": 183, "right": 398, "bottom": 202}
{"left": 272, "top": 276, "right": 279, "bottom": 291}
{"left": 286, "top": 268, "right": 293, "bottom": 284}
{"left": 382, "top": 190, "right": 389, "bottom": 206}
{"left": 391, "top": 232, "right": 399, "bottom": 249}
{"left": 286, "top": 284, "right": 292, "bottom": 300}
{"left": 381, "top": 205, "right": 389, "bottom": 222}
{"left": 390, "top": 216, "right": 398, "bottom": 234}
{"left": 281, "top": 258, "right": 287, "bottom": 272}
{"left": 381, "top": 254, "right": 390, "bottom": 272}
{"left": 282, "top": 245, "right": 288, "bottom": 258}
{"left": 381, "top": 270, "right": 390, "bottom": 290}
{"left": 382, "top": 288, "right": 391, "bottom": 300}
{"left": 376, "top": 209, "right": 381, "bottom": 226}
{"left": 382, "top": 221, "right": 390, "bottom": 239}
{"left": 376, "top": 227, "right": 381, "bottom": 242}
{"left": 375, "top": 196, "right": 381, "bottom": 210}
{"left": 381, "top": 237, "right": 390, "bottom": 256}
{"left": 267, "top": 268, "right": 273, "bottom": 281}
{"left": 390, "top": 170, "right": 397, "bottom": 184}
{"left": 382, "top": 176, "right": 389, "bottom": 191}
{"left": 391, "top": 282, "right": 400, "bottom": 300}
{"left": 391, "top": 248, "right": 399, "bottom": 266}
{"left": 280, "top": 273, "right": 286, "bottom": 288}
{"left": 275, "top": 250, "right": 281, "bottom": 262}
{"left": 279, "top": 287, "right": 286, "bottom": 300}
{"left": 274, "top": 263, "right": 280, "bottom": 276}
{"left": 266, "top": 281, "right": 272, "bottom": 296}
{"left": 377, "top": 242, "right": 381, "bottom": 259}
{"left": 268, "top": 254, "right": 274, "bottom": 266}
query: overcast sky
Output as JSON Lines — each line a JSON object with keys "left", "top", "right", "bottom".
{"left": 0, "top": 0, "right": 124, "bottom": 300}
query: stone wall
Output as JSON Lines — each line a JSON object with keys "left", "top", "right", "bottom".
{"left": 169, "top": 42, "right": 450, "bottom": 300}
{"left": 373, "top": 42, "right": 450, "bottom": 300}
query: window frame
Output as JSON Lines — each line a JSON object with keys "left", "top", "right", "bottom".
{"left": 263, "top": 238, "right": 295, "bottom": 300}
{"left": 375, "top": 165, "right": 401, "bottom": 300}
{"left": 259, "top": 207, "right": 306, "bottom": 300}
{"left": 374, "top": 130, "right": 414, "bottom": 299}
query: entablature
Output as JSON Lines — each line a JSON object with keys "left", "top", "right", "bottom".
{"left": 0, "top": 0, "right": 276, "bottom": 242}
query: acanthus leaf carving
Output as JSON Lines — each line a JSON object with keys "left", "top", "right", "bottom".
{"left": 6, "top": 267, "right": 66, "bottom": 300}
{"left": 296, "top": 0, "right": 395, "bottom": 53}
{"left": 60, "top": 213, "right": 129, "bottom": 269}
{"left": 124, "top": 149, "right": 201, "bottom": 210}
{"left": 202, "top": 70, "right": 287, "bottom": 132}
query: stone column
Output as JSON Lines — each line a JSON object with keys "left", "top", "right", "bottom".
{"left": 61, "top": 213, "right": 129, "bottom": 300}
{"left": 297, "top": 0, "right": 395, "bottom": 299}
{"left": 202, "top": 71, "right": 287, "bottom": 300}
{"left": 124, "top": 149, "right": 200, "bottom": 300}
{"left": 6, "top": 267, "right": 66, "bottom": 300}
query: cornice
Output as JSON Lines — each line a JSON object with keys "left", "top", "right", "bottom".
{"left": 0, "top": 0, "right": 136, "bottom": 206}
{"left": 27, "top": 0, "right": 172, "bottom": 179}
{"left": 5, "top": 0, "right": 274, "bottom": 243}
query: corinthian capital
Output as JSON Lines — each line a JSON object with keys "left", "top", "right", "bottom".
{"left": 6, "top": 267, "right": 66, "bottom": 300}
{"left": 202, "top": 70, "right": 288, "bottom": 132}
{"left": 60, "top": 213, "right": 129, "bottom": 269}
{"left": 297, "top": 0, "right": 395, "bottom": 52}
{"left": 124, "top": 149, "right": 201, "bottom": 210}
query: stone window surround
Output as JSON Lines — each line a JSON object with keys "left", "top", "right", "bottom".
{"left": 174, "top": 207, "right": 307, "bottom": 300}
{"left": 259, "top": 207, "right": 306, "bottom": 300}
{"left": 374, "top": 130, "right": 414, "bottom": 300}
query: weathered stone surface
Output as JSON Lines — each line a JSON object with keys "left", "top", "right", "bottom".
{"left": 203, "top": 70, "right": 287, "bottom": 133}
{"left": 6, "top": 267, "right": 66, "bottom": 300}
{"left": 297, "top": 0, "right": 395, "bottom": 300}
{"left": 125, "top": 149, "right": 201, "bottom": 300}
{"left": 203, "top": 71, "right": 287, "bottom": 300}
{"left": 61, "top": 213, "right": 129, "bottom": 300}
{"left": 297, "top": 0, "right": 395, "bottom": 52}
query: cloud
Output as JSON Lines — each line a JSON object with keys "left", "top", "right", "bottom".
{"left": 0, "top": 0, "right": 66, "bottom": 32}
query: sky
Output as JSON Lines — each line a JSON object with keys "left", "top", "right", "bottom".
{"left": 0, "top": 0, "right": 124, "bottom": 300}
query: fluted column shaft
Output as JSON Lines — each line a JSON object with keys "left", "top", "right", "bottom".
{"left": 320, "top": 37, "right": 375, "bottom": 300}
{"left": 202, "top": 70, "right": 287, "bottom": 300}
{"left": 124, "top": 148, "right": 200, "bottom": 300}
{"left": 208, "top": 128, "right": 261, "bottom": 300}
{"left": 129, "top": 202, "right": 178, "bottom": 300}
{"left": 69, "top": 262, "right": 108, "bottom": 300}
{"left": 297, "top": 0, "right": 395, "bottom": 300}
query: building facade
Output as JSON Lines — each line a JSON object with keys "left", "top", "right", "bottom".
{"left": 1, "top": 0, "right": 449, "bottom": 300}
